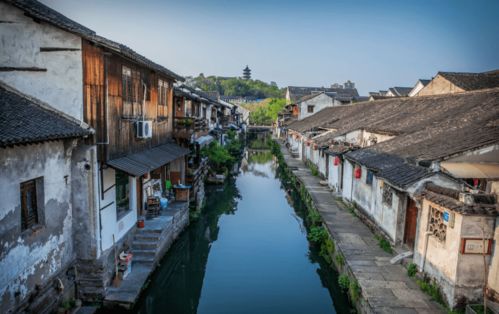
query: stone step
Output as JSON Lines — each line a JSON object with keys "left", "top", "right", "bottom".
{"left": 134, "top": 233, "right": 161, "bottom": 241}
{"left": 132, "top": 249, "right": 156, "bottom": 258}
{"left": 136, "top": 228, "right": 163, "bottom": 234}
{"left": 132, "top": 255, "right": 155, "bottom": 263}
{"left": 132, "top": 240, "right": 159, "bottom": 250}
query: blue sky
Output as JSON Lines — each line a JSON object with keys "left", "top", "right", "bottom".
{"left": 42, "top": 0, "right": 499, "bottom": 94}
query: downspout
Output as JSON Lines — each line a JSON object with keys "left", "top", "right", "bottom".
{"left": 420, "top": 231, "right": 432, "bottom": 272}
{"left": 142, "top": 81, "right": 147, "bottom": 121}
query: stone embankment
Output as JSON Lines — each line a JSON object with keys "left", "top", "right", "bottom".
{"left": 278, "top": 141, "right": 443, "bottom": 314}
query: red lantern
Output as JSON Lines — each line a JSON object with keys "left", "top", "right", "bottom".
{"left": 313, "top": 144, "right": 318, "bottom": 150}
{"left": 334, "top": 156, "right": 341, "bottom": 166}
{"left": 306, "top": 142, "right": 310, "bottom": 147}
{"left": 354, "top": 167, "right": 362, "bottom": 179}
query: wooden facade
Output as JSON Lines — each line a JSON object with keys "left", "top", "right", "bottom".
{"left": 82, "top": 40, "right": 175, "bottom": 161}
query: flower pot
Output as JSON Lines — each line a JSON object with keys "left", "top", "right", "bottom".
{"left": 137, "top": 219, "right": 145, "bottom": 228}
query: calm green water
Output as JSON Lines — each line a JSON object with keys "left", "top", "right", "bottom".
{"left": 135, "top": 149, "right": 352, "bottom": 314}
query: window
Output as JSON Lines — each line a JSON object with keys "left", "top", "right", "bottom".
{"left": 122, "top": 66, "right": 133, "bottom": 116}
{"left": 122, "top": 66, "right": 143, "bottom": 117}
{"left": 366, "top": 170, "right": 374, "bottom": 185}
{"left": 115, "top": 170, "right": 130, "bottom": 218}
{"left": 20, "top": 178, "right": 42, "bottom": 231}
{"left": 158, "top": 79, "right": 169, "bottom": 118}
{"left": 382, "top": 185, "right": 392, "bottom": 205}
{"left": 307, "top": 105, "right": 314, "bottom": 113}
{"left": 428, "top": 205, "right": 447, "bottom": 242}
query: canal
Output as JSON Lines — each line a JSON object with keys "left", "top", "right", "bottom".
{"left": 135, "top": 145, "right": 352, "bottom": 314}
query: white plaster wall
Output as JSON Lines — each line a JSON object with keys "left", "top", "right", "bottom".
{"left": 0, "top": 3, "right": 84, "bottom": 121}
{"left": 0, "top": 142, "right": 74, "bottom": 310}
{"left": 298, "top": 94, "right": 333, "bottom": 120}
{"left": 342, "top": 161, "right": 354, "bottom": 200}
{"left": 328, "top": 155, "right": 342, "bottom": 192}
{"left": 317, "top": 153, "right": 327, "bottom": 177}
{"left": 99, "top": 168, "right": 137, "bottom": 252}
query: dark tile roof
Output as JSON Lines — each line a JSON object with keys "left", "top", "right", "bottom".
{"left": 107, "top": 142, "right": 190, "bottom": 177}
{"left": 389, "top": 87, "right": 412, "bottom": 97}
{"left": 423, "top": 184, "right": 497, "bottom": 216}
{"left": 288, "top": 88, "right": 499, "bottom": 163}
{"left": 287, "top": 86, "right": 359, "bottom": 103}
{"left": 7, "top": 0, "right": 95, "bottom": 37}
{"left": 8, "top": 0, "right": 184, "bottom": 81}
{"left": 0, "top": 83, "right": 93, "bottom": 148}
{"left": 345, "top": 149, "right": 431, "bottom": 188}
{"left": 439, "top": 70, "right": 499, "bottom": 91}
{"left": 419, "top": 79, "right": 431, "bottom": 86}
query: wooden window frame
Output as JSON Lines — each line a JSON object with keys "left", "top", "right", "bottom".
{"left": 158, "top": 78, "right": 169, "bottom": 118}
{"left": 366, "top": 170, "right": 374, "bottom": 185}
{"left": 20, "top": 178, "right": 43, "bottom": 231}
{"left": 307, "top": 105, "right": 314, "bottom": 113}
{"left": 115, "top": 170, "right": 131, "bottom": 219}
{"left": 122, "top": 66, "right": 133, "bottom": 117}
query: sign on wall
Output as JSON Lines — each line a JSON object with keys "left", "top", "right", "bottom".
{"left": 460, "top": 238, "right": 492, "bottom": 255}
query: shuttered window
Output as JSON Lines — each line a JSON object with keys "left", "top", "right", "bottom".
{"left": 20, "top": 179, "right": 40, "bottom": 231}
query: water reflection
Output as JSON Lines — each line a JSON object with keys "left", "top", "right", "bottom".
{"left": 135, "top": 141, "right": 352, "bottom": 314}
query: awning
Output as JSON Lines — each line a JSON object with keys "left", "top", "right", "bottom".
{"left": 195, "top": 135, "right": 214, "bottom": 147}
{"left": 107, "top": 143, "right": 190, "bottom": 176}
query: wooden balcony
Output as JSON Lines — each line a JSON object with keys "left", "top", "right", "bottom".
{"left": 173, "top": 117, "right": 208, "bottom": 140}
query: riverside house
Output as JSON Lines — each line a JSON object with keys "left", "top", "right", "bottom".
{"left": 1, "top": 0, "right": 189, "bottom": 309}
{"left": 284, "top": 75, "right": 499, "bottom": 308}
{"left": 0, "top": 83, "right": 93, "bottom": 313}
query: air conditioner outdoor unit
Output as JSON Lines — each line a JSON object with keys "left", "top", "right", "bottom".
{"left": 136, "top": 120, "right": 152, "bottom": 139}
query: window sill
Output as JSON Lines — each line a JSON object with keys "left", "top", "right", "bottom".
{"left": 117, "top": 208, "right": 133, "bottom": 221}
{"left": 21, "top": 224, "right": 44, "bottom": 237}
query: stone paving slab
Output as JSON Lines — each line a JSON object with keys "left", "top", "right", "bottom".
{"left": 279, "top": 143, "right": 444, "bottom": 314}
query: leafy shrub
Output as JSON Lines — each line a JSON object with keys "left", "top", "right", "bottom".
{"left": 338, "top": 274, "right": 350, "bottom": 291}
{"left": 407, "top": 263, "right": 417, "bottom": 278}
{"left": 335, "top": 253, "right": 345, "bottom": 267}
{"left": 307, "top": 209, "right": 322, "bottom": 225}
{"left": 202, "top": 142, "right": 234, "bottom": 172}
{"left": 349, "top": 279, "right": 361, "bottom": 303}
{"left": 416, "top": 278, "right": 444, "bottom": 305}
{"left": 375, "top": 235, "right": 393, "bottom": 254}
{"left": 308, "top": 226, "right": 328, "bottom": 243}
{"left": 319, "top": 238, "right": 335, "bottom": 264}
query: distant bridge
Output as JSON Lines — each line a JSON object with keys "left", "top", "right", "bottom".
{"left": 247, "top": 125, "right": 273, "bottom": 133}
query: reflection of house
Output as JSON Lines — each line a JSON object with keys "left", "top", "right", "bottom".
{"left": 0, "top": 83, "right": 93, "bottom": 313}
{"left": 284, "top": 74, "right": 499, "bottom": 308}
{"left": 418, "top": 70, "right": 499, "bottom": 96}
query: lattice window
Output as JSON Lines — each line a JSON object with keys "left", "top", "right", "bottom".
{"left": 366, "top": 170, "right": 374, "bottom": 185}
{"left": 428, "top": 205, "right": 447, "bottom": 242}
{"left": 382, "top": 185, "right": 392, "bottom": 205}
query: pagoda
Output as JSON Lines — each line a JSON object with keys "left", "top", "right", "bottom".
{"left": 243, "top": 65, "right": 251, "bottom": 80}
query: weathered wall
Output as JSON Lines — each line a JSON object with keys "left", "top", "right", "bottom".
{"left": 417, "top": 75, "right": 465, "bottom": 96}
{"left": 71, "top": 145, "right": 100, "bottom": 259}
{"left": 298, "top": 93, "right": 333, "bottom": 120}
{"left": 0, "top": 3, "right": 84, "bottom": 120}
{"left": 342, "top": 161, "right": 354, "bottom": 200}
{"left": 488, "top": 218, "right": 499, "bottom": 297}
{"left": 0, "top": 141, "right": 75, "bottom": 312}
{"left": 414, "top": 199, "right": 495, "bottom": 307}
{"left": 99, "top": 168, "right": 137, "bottom": 252}
{"left": 328, "top": 155, "right": 342, "bottom": 192}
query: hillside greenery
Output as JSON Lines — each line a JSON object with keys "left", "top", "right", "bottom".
{"left": 190, "top": 74, "right": 284, "bottom": 99}
{"left": 243, "top": 98, "right": 287, "bottom": 125}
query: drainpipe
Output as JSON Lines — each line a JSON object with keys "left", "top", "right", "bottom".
{"left": 420, "top": 231, "right": 432, "bottom": 272}
{"left": 142, "top": 81, "right": 147, "bottom": 121}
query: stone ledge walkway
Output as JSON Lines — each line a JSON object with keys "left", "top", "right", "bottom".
{"left": 280, "top": 143, "right": 443, "bottom": 314}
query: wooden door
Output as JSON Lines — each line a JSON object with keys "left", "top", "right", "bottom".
{"left": 404, "top": 198, "right": 418, "bottom": 249}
